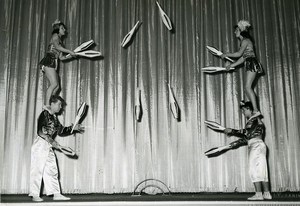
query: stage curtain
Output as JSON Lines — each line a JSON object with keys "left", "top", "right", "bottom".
{"left": 1, "top": 0, "right": 300, "bottom": 194}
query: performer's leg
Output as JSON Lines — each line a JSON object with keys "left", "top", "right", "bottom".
{"left": 43, "top": 148, "right": 61, "bottom": 196}
{"left": 245, "top": 71, "right": 259, "bottom": 113}
{"left": 29, "top": 137, "right": 51, "bottom": 201}
{"left": 248, "top": 140, "right": 267, "bottom": 200}
{"left": 43, "top": 149, "right": 70, "bottom": 200}
{"left": 262, "top": 181, "right": 270, "bottom": 191}
{"left": 248, "top": 182, "right": 264, "bottom": 200}
{"left": 44, "top": 67, "right": 60, "bottom": 105}
{"left": 262, "top": 182, "right": 272, "bottom": 199}
{"left": 253, "top": 182, "right": 262, "bottom": 192}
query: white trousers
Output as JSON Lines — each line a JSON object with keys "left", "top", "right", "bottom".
{"left": 248, "top": 138, "right": 269, "bottom": 183}
{"left": 29, "top": 136, "right": 61, "bottom": 196}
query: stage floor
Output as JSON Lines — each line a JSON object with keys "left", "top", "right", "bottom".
{"left": 1, "top": 192, "right": 300, "bottom": 206}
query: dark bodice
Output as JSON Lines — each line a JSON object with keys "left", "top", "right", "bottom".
{"left": 37, "top": 110, "right": 72, "bottom": 139}
{"left": 229, "top": 116, "right": 265, "bottom": 149}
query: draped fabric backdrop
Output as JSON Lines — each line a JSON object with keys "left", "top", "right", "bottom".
{"left": 1, "top": 0, "right": 300, "bottom": 194}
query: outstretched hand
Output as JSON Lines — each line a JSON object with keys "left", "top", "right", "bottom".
{"left": 224, "top": 61, "right": 232, "bottom": 71}
{"left": 51, "top": 141, "right": 61, "bottom": 150}
{"left": 224, "top": 128, "right": 232, "bottom": 135}
{"left": 73, "top": 124, "right": 85, "bottom": 133}
{"left": 205, "top": 145, "right": 231, "bottom": 156}
{"left": 225, "top": 64, "right": 232, "bottom": 71}
{"left": 220, "top": 53, "right": 226, "bottom": 59}
{"left": 70, "top": 51, "right": 77, "bottom": 56}
{"left": 216, "top": 145, "right": 231, "bottom": 152}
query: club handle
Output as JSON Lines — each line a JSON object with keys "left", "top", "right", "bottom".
{"left": 225, "top": 56, "right": 234, "bottom": 63}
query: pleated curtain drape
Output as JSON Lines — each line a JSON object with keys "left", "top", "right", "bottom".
{"left": 1, "top": 0, "right": 300, "bottom": 194}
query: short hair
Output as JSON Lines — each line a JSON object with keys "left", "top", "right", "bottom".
{"left": 49, "top": 95, "right": 66, "bottom": 107}
{"left": 239, "top": 100, "right": 254, "bottom": 111}
{"left": 52, "top": 22, "right": 67, "bottom": 34}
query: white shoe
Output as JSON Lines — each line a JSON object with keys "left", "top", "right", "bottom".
{"left": 247, "top": 193, "right": 264, "bottom": 200}
{"left": 263, "top": 192, "right": 272, "bottom": 200}
{"left": 32, "top": 196, "right": 43, "bottom": 202}
{"left": 53, "top": 194, "right": 71, "bottom": 201}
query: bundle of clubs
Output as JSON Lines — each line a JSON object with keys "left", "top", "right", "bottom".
{"left": 203, "top": 120, "right": 229, "bottom": 156}
{"left": 66, "top": 40, "right": 101, "bottom": 58}
{"left": 57, "top": 102, "right": 88, "bottom": 157}
{"left": 202, "top": 46, "right": 235, "bottom": 73}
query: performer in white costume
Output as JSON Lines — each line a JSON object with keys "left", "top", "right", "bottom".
{"left": 206, "top": 101, "right": 272, "bottom": 201}
{"left": 29, "top": 95, "right": 83, "bottom": 202}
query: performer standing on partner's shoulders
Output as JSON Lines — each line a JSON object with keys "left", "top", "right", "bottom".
{"left": 39, "top": 19, "right": 77, "bottom": 108}
{"left": 221, "top": 20, "right": 263, "bottom": 117}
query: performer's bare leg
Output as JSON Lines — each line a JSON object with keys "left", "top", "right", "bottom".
{"left": 245, "top": 71, "right": 259, "bottom": 113}
{"left": 44, "top": 67, "right": 60, "bottom": 106}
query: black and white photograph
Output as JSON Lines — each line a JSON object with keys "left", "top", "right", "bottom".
{"left": 0, "top": 0, "right": 300, "bottom": 205}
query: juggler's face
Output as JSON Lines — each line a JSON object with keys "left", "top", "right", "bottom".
{"left": 234, "top": 27, "right": 241, "bottom": 38}
{"left": 52, "top": 100, "right": 63, "bottom": 113}
{"left": 241, "top": 107, "right": 252, "bottom": 119}
{"left": 59, "top": 25, "right": 66, "bottom": 36}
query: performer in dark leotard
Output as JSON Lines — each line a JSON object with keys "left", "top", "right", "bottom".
{"left": 40, "top": 19, "right": 76, "bottom": 107}
{"left": 221, "top": 20, "right": 263, "bottom": 117}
